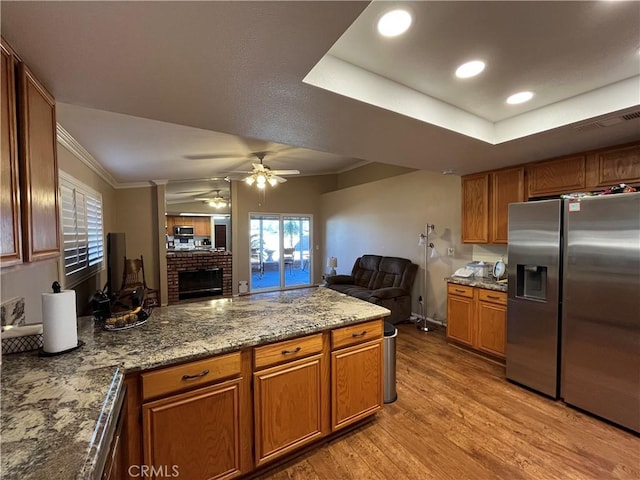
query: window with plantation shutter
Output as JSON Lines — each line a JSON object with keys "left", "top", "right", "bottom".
{"left": 59, "top": 171, "right": 104, "bottom": 287}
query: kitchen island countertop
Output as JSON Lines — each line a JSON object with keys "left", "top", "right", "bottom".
{"left": 1, "top": 287, "right": 390, "bottom": 480}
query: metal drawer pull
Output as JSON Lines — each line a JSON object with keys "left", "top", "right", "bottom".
{"left": 487, "top": 295, "right": 501, "bottom": 300}
{"left": 455, "top": 289, "right": 466, "bottom": 293}
{"left": 182, "top": 369, "right": 210, "bottom": 381}
{"left": 352, "top": 331, "right": 367, "bottom": 338}
{"left": 282, "top": 347, "right": 301, "bottom": 355}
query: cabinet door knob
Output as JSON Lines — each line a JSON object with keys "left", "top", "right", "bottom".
{"left": 352, "top": 331, "right": 367, "bottom": 338}
{"left": 182, "top": 369, "right": 210, "bottom": 381}
{"left": 281, "top": 347, "right": 301, "bottom": 355}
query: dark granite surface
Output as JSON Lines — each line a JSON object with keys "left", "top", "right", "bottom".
{"left": 1, "top": 287, "right": 390, "bottom": 479}
{"left": 446, "top": 276, "right": 508, "bottom": 292}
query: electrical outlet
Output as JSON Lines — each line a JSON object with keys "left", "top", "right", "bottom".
{"left": 447, "top": 247, "right": 455, "bottom": 256}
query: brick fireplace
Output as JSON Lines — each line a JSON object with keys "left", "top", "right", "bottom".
{"left": 167, "top": 251, "right": 232, "bottom": 304}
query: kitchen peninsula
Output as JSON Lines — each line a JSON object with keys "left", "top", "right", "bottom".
{"left": 1, "top": 287, "right": 390, "bottom": 479}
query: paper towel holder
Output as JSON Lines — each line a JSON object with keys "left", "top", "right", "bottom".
{"left": 38, "top": 281, "right": 84, "bottom": 357}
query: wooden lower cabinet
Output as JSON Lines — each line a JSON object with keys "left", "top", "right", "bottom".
{"left": 446, "top": 286, "right": 474, "bottom": 346}
{"left": 143, "top": 378, "right": 243, "bottom": 480}
{"left": 477, "top": 299, "right": 507, "bottom": 357}
{"left": 331, "top": 339, "right": 383, "bottom": 431}
{"left": 134, "top": 321, "right": 383, "bottom": 479}
{"left": 253, "top": 353, "right": 326, "bottom": 466}
{"left": 447, "top": 284, "right": 506, "bottom": 359}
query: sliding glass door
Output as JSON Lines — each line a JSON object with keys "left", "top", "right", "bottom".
{"left": 249, "top": 214, "right": 312, "bottom": 292}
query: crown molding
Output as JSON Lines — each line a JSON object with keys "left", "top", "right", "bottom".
{"left": 57, "top": 124, "right": 154, "bottom": 190}
{"left": 56, "top": 124, "right": 118, "bottom": 187}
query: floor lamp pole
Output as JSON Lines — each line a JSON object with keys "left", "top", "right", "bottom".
{"left": 417, "top": 224, "right": 435, "bottom": 332}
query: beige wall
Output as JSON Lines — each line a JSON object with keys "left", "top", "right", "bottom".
{"left": 114, "top": 186, "right": 160, "bottom": 293}
{"left": 232, "top": 174, "right": 337, "bottom": 293}
{"left": 0, "top": 143, "right": 118, "bottom": 322}
{"left": 321, "top": 170, "right": 473, "bottom": 323}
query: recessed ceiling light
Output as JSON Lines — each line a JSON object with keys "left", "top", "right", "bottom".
{"left": 455, "top": 60, "right": 485, "bottom": 79}
{"left": 506, "top": 91, "right": 534, "bottom": 105}
{"left": 377, "top": 9, "right": 412, "bottom": 37}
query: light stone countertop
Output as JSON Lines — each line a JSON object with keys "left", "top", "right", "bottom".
{"left": 446, "top": 276, "right": 508, "bottom": 292}
{"left": 1, "top": 287, "right": 390, "bottom": 480}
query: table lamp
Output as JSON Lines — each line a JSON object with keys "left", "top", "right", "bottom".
{"left": 328, "top": 257, "right": 338, "bottom": 276}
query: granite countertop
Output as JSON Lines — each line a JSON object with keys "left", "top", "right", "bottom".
{"left": 1, "top": 287, "right": 390, "bottom": 480}
{"left": 446, "top": 276, "right": 508, "bottom": 292}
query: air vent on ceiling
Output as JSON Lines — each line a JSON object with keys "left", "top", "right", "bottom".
{"left": 573, "top": 109, "right": 640, "bottom": 131}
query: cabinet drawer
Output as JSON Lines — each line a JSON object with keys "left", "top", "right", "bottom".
{"left": 447, "top": 284, "right": 474, "bottom": 298}
{"left": 141, "top": 351, "right": 241, "bottom": 401}
{"left": 331, "top": 320, "right": 382, "bottom": 350}
{"left": 478, "top": 289, "right": 507, "bottom": 305}
{"left": 254, "top": 333, "right": 323, "bottom": 370}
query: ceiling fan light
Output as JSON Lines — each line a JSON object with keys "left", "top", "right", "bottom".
{"left": 245, "top": 176, "right": 255, "bottom": 186}
{"left": 256, "top": 174, "right": 267, "bottom": 185}
{"left": 268, "top": 177, "right": 278, "bottom": 186}
{"left": 257, "top": 182, "right": 266, "bottom": 189}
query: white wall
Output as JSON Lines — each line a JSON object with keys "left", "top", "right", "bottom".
{"left": 321, "top": 170, "right": 473, "bottom": 323}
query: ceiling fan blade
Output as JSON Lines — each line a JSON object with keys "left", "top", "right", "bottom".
{"left": 272, "top": 176, "right": 288, "bottom": 183}
{"left": 271, "top": 169, "right": 300, "bottom": 176}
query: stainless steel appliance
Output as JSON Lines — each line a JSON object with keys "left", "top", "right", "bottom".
{"left": 173, "top": 225, "right": 194, "bottom": 237}
{"left": 507, "top": 193, "right": 640, "bottom": 432}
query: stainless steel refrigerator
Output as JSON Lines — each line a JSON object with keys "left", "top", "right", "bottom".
{"left": 507, "top": 192, "right": 640, "bottom": 432}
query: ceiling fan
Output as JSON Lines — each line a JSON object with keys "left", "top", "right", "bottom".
{"left": 238, "top": 152, "right": 300, "bottom": 188}
{"left": 195, "top": 190, "right": 228, "bottom": 209}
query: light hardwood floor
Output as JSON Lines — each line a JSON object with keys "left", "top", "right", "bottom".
{"left": 256, "top": 324, "right": 639, "bottom": 480}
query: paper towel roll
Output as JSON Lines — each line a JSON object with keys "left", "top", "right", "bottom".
{"left": 42, "top": 290, "right": 78, "bottom": 353}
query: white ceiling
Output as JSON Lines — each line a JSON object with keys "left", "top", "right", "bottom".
{"left": 1, "top": 1, "right": 639, "bottom": 204}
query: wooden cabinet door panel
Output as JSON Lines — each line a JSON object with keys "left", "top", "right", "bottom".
{"left": 491, "top": 167, "right": 524, "bottom": 244}
{"left": 143, "top": 379, "right": 242, "bottom": 480}
{"left": 331, "top": 339, "right": 382, "bottom": 431}
{"left": 461, "top": 174, "right": 489, "bottom": 243}
{"left": 477, "top": 301, "right": 506, "bottom": 358}
{"left": 0, "top": 39, "right": 21, "bottom": 266}
{"left": 592, "top": 145, "right": 640, "bottom": 187}
{"left": 254, "top": 354, "right": 323, "bottom": 466}
{"left": 194, "top": 216, "right": 211, "bottom": 236}
{"left": 18, "top": 64, "right": 60, "bottom": 262}
{"left": 527, "top": 155, "right": 586, "bottom": 197}
{"left": 446, "top": 294, "right": 474, "bottom": 346}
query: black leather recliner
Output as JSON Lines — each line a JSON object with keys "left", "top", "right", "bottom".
{"left": 326, "top": 255, "right": 418, "bottom": 324}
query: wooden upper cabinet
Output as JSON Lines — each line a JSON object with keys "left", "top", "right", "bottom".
{"left": 461, "top": 173, "right": 489, "bottom": 244}
{"left": 490, "top": 167, "right": 525, "bottom": 244}
{"left": 586, "top": 144, "right": 640, "bottom": 188}
{"left": 17, "top": 63, "right": 60, "bottom": 262}
{"left": 527, "top": 155, "right": 586, "bottom": 198}
{"left": 0, "top": 39, "right": 22, "bottom": 266}
{"left": 194, "top": 216, "right": 211, "bottom": 236}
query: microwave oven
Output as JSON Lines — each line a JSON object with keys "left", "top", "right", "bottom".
{"left": 174, "top": 225, "right": 195, "bottom": 237}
